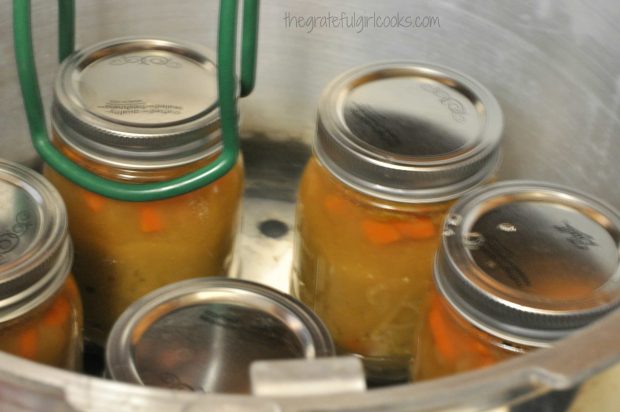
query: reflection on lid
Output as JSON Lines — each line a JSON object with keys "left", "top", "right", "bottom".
{"left": 437, "top": 181, "right": 620, "bottom": 345}
{"left": 469, "top": 201, "right": 617, "bottom": 300}
{"left": 344, "top": 103, "right": 466, "bottom": 157}
{"left": 316, "top": 62, "right": 504, "bottom": 203}
{"left": 135, "top": 304, "right": 304, "bottom": 393}
{"left": 52, "top": 38, "right": 226, "bottom": 169}
{"left": 106, "top": 278, "right": 335, "bottom": 394}
{"left": 341, "top": 75, "right": 482, "bottom": 159}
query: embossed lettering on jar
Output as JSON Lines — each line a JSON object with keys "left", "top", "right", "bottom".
{"left": 44, "top": 38, "right": 244, "bottom": 346}
{"left": 414, "top": 182, "right": 620, "bottom": 381}
{"left": 0, "top": 160, "right": 83, "bottom": 370}
{"left": 292, "top": 62, "right": 504, "bottom": 382}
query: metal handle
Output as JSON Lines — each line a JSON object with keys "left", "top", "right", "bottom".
{"left": 13, "top": 0, "right": 259, "bottom": 202}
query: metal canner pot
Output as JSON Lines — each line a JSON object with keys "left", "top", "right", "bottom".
{"left": 2, "top": 1, "right": 620, "bottom": 411}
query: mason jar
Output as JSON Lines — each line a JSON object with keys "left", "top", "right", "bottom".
{"left": 44, "top": 38, "right": 244, "bottom": 346}
{"left": 414, "top": 181, "right": 620, "bottom": 381}
{"left": 0, "top": 159, "right": 83, "bottom": 370}
{"left": 292, "top": 62, "right": 504, "bottom": 382}
{"left": 106, "top": 278, "right": 335, "bottom": 393}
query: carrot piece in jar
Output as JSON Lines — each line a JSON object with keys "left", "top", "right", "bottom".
{"left": 43, "top": 296, "right": 70, "bottom": 327}
{"left": 82, "top": 191, "right": 106, "bottom": 213}
{"left": 324, "top": 195, "right": 351, "bottom": 214}
{"left": 395, "top": 218, "right": 436, "bottom": 240}
{"left": 18, "top": 327, "right": 38, "bottom": 359}
{"left": 139, "top": 205, "right": 164, "bottom": 233}
{"left": 428, "top": 299, "right": 458, "bottom": 362}
{"left": 429, "top": 296, "right": 495, "bottom": 369}
{"left": 362, "top": 220, "right": 403, "bottom": 245}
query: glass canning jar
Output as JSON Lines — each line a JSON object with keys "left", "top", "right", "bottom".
{"left": 414, "top": 181, "right": 620, "bottom": 381}
{"left": 106, "top": 278, "right": 335, "bottom": 393}
{"left": 292, "top": 62, "right": 504, "bottom": 382}
{"left": 0, "top": 159, "right": 83, "bottom": 370}
{"left": 44, "top": 38, "right": 244, "bottom": 346}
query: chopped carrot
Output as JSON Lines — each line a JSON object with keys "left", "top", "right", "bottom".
{"left": 18, "top": 327, "right": 38, "bottom": 359}
{"left": 139, "top": 205, "right": 164, "bottom": 233}
{"left": 361, "top": 220, "right": 402, "bottom": 245}
{"left": 428, "top": 299, "right": 457, "bottom": 362}
{"left": 82, "top": 191, "right": 105, "bottom": 213}
{"left": 429, "top": 296, "right": 499, "bottom": 371}
{"left": 394, "top": 218, "right": 436, "bottom": 240}
{"left": 324, "top": 195, "right": 351, "bottom": 214}
{"left": 43, "top": 296, "right": 70, "bottom": 327}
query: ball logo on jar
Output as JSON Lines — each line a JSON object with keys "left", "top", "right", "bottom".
{"left": 0, "top": 210, "right": 34, "bottom": 263}
{"left": 0, "top": 233, "right": 19, "bottom": 259}
{"left": 13, "top": 210, "right": 34, "bottom": 235}
{"left": 109, "top": 55, "right": 182, "bottom": 69}
{"left": 420, "top": 83, "right": 467, "bottom": 123}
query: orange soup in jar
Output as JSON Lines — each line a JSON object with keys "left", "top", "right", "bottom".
{"left": 414, "top": 181, "right": 620, "bottom": 381}
{"left": 44, "top": 38, "right": 244, "bottom": 346}
{"left": 0, "top": 160, "right": 83, "bottom": 370}
{"left": 413, "top": 291, "right": 526, "bottom": 381}
{"left": 292, "top": 62, "right": 504, "bottom": 382}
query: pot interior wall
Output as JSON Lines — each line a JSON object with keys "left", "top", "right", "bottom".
{"left": 0, "top": 1, "right": 619, "bottom": 411}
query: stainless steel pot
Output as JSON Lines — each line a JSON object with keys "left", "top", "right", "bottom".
{"left": 1, "top": 0, "right": 619, "bottom": 410}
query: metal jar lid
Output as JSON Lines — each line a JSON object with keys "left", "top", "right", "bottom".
{"left": 436, "top": 181, "right": 620, "bottom": 347}
{"left": 52, "top": 37, "right": 228, "bottom": 169}
{"left": 316, "top": 61, "right": 503, "bottom": 203}
{"left": 106, "top": 278, "right": 335, "bottom": 394}
{"left": 0, "top": 159, "right": 72, "bottom": 323}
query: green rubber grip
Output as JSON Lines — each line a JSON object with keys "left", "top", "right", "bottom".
{"left": 13, "top": 0, "right": 259, "bottom": 201}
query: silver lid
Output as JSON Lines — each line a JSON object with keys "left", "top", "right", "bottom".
{"left": 106, "top": 278, "right": 335, "bottom": 394}
{"left": 0, "top": 160, "right": 71, "bottom": 322}
{"left": 316, "top": 61, "right": 503, "bottom": 203}
{"left": 52, "top": 37, "right": 227, "bottom": 169}
{"left": 437, "top": 181, "right": 620, "bottom": 346}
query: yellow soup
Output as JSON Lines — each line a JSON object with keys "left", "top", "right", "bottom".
{"left": 293, "top": 157, "right": 452, "bottom": 378}
{"left": 45, "top": 139, "right": 244, "bottom": 345}
{"left": 0, "top": 275, "right": 83, "bottom": 370}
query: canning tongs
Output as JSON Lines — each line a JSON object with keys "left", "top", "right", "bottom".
{"left": 13, "top": 0, "right": 259, "bottom": 201}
